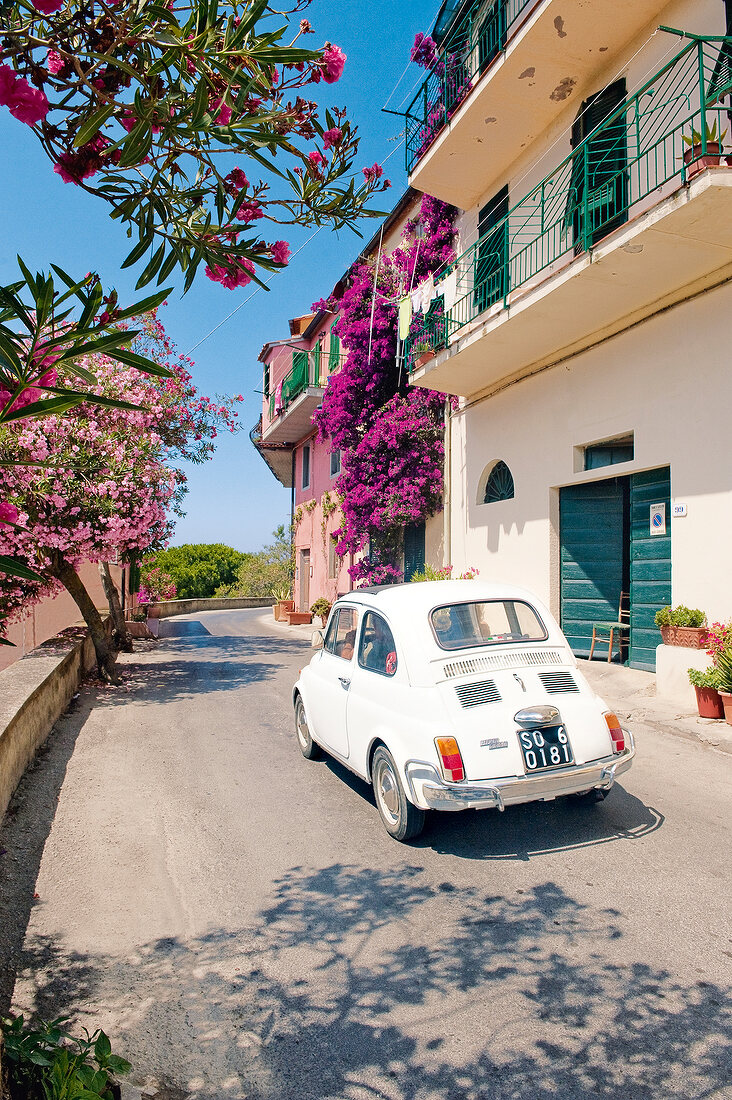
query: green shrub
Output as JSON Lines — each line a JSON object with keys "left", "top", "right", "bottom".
{"left": 716, "top": 648, "right": 732, "bottom": 693}
{"left": 654, "top": 605, "right": 706, "bottom": 629}
{"left": 687, "top": 666, "right": 721, "bottom": 689}
{"left": 1, "top": 1014, "right": 131, "bottom": 1099}
{"left": 310, "top": 597, "right": 331, "bottom": 619}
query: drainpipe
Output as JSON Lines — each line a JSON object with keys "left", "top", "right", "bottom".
{"left": 290, "top": 447, "right": 296, "bottom": 604}
{"left": 443, "top": 399, "right": 452, "bottom": 569}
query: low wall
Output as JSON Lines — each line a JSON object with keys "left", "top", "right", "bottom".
{"left": 0, "top": 627, "right": 100, "bottom": 822}
{"left": 146, "top": 596, "right": 274, "bottom": 619}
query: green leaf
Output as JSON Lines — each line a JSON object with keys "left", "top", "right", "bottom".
{"left": 156, "top": 249, "right": 180, "bottom": 284}
{"left": 0, "top": 556, "right": 47, "bottom": 582}
{"left": 121, "top": 233, "right": 157, "bottom": 270}
{"left": 82, "top": 51, "right": 149, "bottom": 87}
{"left": 234, "top": 0, "right": 268, "bottom": 39}
{"left": 1, "top": 396, "right": 82, "bottom": 421}
{"left": 78, "top": 281, "right": 104, "bottom": 332}
{"left": 109, "top": 348, "right": 172, "bottom": 377}
{"left": 134, "top": 242, "right": 167, "bottom": 289}
{"left": 94, "top": 1031, "right": 112, "bottom": 1061}
{"left": 55, "top": 332, "right": 134, "bottom": 361}
{"left": 42, "top": 387, "right": 142, "bottom": 411}
{"left": 113, "top": 287, "right": 169, "bottom": 321}
{"left": 191, "top": 75, "right": 211, "bottom": 127}
{"left": 0, "top": 637, "right": 16, "bottom": 647}
{"left": 74, "top": 104, "right": 116, "bottom": 148}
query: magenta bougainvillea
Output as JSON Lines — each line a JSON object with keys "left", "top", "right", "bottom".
{"left": 313, "top": 195, "right": 457, "bottom": 585}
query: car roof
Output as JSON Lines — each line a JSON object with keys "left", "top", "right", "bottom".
{"left": 337, "top": 579, "right": 546, "bottom": 616}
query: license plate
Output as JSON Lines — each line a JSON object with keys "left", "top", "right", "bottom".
{"left": 517, "top": 725, "right": 574, "bottom": 771}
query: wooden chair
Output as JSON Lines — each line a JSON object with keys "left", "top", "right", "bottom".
{"left": 589, "top": 592, "right": 630, "bottom": 662}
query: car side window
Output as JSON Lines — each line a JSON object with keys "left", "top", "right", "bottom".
{"left": 323, "top": 612, "right": 339, "bottom": 655}
{"left": 333, "top": 607, "right": 358, "bottom": 661}
{"left": 358, "top": 611, "right": 398, "bottom": 677}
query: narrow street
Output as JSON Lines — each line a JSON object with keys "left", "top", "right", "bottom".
{"left": 1, "top": 608, "right": 730, "bottom": 1100}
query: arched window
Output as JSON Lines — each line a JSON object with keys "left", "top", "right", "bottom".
{"left": 483, "top": 460, "right": 514, "bottom": 504}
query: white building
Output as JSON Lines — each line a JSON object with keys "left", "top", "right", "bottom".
{"left": 404, "top": 0, "right": 732, "bottom": 669}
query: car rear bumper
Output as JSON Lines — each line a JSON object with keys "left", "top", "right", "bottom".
{"left": 404, "top": 732, "right": 635, "bottom": 812}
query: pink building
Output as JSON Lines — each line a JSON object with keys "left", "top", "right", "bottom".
{"left": 253, "top": 310, "right": 351, "bottom": 612}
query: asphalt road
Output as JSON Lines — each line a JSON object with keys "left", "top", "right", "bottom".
{"left": 1, "top": 607, "right": 731, "bottom": 1100}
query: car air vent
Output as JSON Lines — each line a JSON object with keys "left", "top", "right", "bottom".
{"left": 538, "top": 671, "right": 579, "bottom": 694}
{"left": 443, "top": 650, "right": 565, "bottom": 679}
{"left": 454, "top": 680, "right": 502, "bottom": 708}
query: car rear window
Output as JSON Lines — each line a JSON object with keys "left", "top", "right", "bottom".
{"left": 430, "top": 600, "right": 547, "bottom": 650}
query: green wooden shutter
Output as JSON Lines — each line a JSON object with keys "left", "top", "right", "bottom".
{"left": 404, "top": 522, "right": 426, "bottom": 581}
{"left": 629, "top": 468, "right": 671, "bottom": 671}
{"left": 328, "top": 323, "right": 341, "bottom": 373}
{"left": 707, "top": 1, "right": 732, "bottom": 102}
{"left": 312, "top": 340, "right": 322, "bottom": 385}
{"left": 560, "top": 479, "right": 626, "bottom": 658}
{"left": 567, "top": 79, "right": 628, "bottom": 250}
{"left": 475, "top": 185, "right": 509, "bottom": 312}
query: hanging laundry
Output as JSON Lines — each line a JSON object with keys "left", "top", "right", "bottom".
{"left": 420, "top": 274, "right": 435, "bottom": 313}
{"left": 398, "top": 296, "right": 412, "bottom": 340}
{"left": 274, "top": 380, "right": 283, "bottom": 414}
{"left": 410, "top": 286, "right": 421, "bottom": 314}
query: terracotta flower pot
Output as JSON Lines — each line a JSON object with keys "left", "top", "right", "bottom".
{"left": 683, "top": 141, "right": 723, "bottom": 179}
{"left": 414, "top": 350, "right": 435, "bottom": 369}
{"left": 694, "top": 685, "right": 725, "bottom": 719}
{"left": 274, "top": 599, "right": 295, "bottom": 621}
{"left": 659, "top": 624, "right": 708, "bottom": 648}
{"left": 719, "top": 690, "right": 732, "bottom": 726}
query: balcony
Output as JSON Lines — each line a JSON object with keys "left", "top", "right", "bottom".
{"left": 406, "top": 37, "right": 732, "bottom": 399}
{"left": 250, "top": 418, "right": 293, "bottom": 487}
{"left": 406, "top": 0, "right": 675, "bottom": 209}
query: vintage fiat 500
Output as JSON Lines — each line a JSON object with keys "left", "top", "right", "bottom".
{"left": 293, "top": 580, "right": 634, "bottom": 841}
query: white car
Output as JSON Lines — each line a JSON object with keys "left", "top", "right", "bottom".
{"left": 293, "top": 580, "right": 634, "bottom": 842}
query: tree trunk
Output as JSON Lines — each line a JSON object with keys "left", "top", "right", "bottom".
{"left": 49, "top": 555, "right": 120, "bottom": 683}
{"left": 99, "top": 562, "right": 133, "bottom": 651}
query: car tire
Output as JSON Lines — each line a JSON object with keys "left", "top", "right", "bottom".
{"left": 371, "top": 746, "right": 425, "bottom": 842}
{"left": 295, "top": 696, "right": 321, "bottom": 760}
{"left": 569, "top": 786, "right": 610, "bottom": 804}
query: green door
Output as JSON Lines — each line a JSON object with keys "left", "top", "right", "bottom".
{"left": 403, "top": 522, "right": 426, "bottom": 581}
{"left": 629, "top": 468, "right": 671, "bottom": 670}
{"left": 560, "top": 479, "right": 628, "bottom": 659}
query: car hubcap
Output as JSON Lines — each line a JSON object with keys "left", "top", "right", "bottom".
{"left": 296, "top": 704, "right": 309, "bottom": 747}
{"left": 377, "top": 761, "right": 399, "bottom": 820}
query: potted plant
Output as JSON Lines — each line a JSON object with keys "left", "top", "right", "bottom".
{"left": 682, "top": 119, "right": 726, "bottom": 178}
{"left": 687, "top": 666, "right": 724, "bottom": 719}
{"left": 310, "top": 597, "right": 332, "bottom": 627}
{"left": 655, "top": 605, "right": 708, "bottom": 648}
{"left": 272, "top": 584, "right": 294, "bottom": 621}
{"left": 412, "top": 337, "right": 435, "bottom": 369}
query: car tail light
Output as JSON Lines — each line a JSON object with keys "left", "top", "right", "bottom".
{"left": 604, "top": 712, "right": 625, "bottom": 752}
{"left": 435, "top": 737, "right": 465, "bottom": 782}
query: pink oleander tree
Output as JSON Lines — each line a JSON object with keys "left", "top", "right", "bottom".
{"left": 0, "top": 0, "right": 390, "bottom": 291}
{"left": 0, "top": 314, "right": 242, "bottom": 680}
{"left": 313, "top": 195, "right": 457, "bottom": 585}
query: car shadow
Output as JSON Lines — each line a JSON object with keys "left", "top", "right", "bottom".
{"left": 321, "top": 756, "right": 663, "bottom": 860}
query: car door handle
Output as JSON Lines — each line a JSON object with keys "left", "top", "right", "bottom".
{"left": 338, "top": 676, "right": 351, "bottom": 690}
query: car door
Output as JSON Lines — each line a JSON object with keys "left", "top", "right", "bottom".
{"left": 346, "top": 611, "right": 404, "bottom": 773}
{"left": 304, "top": 606, "right": 359, "bottom": 759}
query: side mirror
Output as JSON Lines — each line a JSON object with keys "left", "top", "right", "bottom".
{"left": 311, "top": 629, "right": 324, "bottom": 649}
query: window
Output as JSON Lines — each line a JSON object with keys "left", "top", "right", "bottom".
{"left": 584, "top": 435, "right": 634, "bottom": 471}
{"left": 323, "top": 611, "right": 339, "bottom": 654}
{"left": 330, "top": 607, "right": 358, "bottom": 661}
{"left": 301, "top": 444, "right": 311, "bottom": 489}
{"left": 483, "top": 460, "right": 514, "bottom": 503}
{"left": 263, "top": 363, "right": 270, "bottom": 398}
{"left": 328, "top": 535, "right": 338, "bottom": 579}
{"left": 358, "top": 611, "right": 398, "bottom": 677}
{"left": 430, "top": 600, "right": 547, "bottom": 651}
{"left": 330, "top": 449, "right": 341, "bottom": 478}
{"left": 567, "top": 79, "right": 628, "bottom": 251}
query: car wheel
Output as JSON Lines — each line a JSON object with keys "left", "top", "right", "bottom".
{"left": 569, "top": 786, "right": 610, "bottom": 804}
{"left": 371, "top": 746, "right": 425, "bottom": 842}
{"left": 295, "top": 696, "right": 321, "bottom": 760}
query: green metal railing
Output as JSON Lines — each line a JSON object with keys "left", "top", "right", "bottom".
{"left": 267, "top": 345, "right": 348, "bottom": 420}
{"left": 404, "top": 0, "right": 537, "bottom": 174}
{"left": 406, "top": 36, "right": 732, "bottom": 370}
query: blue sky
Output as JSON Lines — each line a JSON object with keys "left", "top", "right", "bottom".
{"left": 0, "top": 0, "right": 439, "bottom": 552}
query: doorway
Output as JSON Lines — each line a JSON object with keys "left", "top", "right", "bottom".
{"left": 559, "top": 467, "right": 671, "bottom": 670}
{"left": 299, "top": 548, "right": 310, "bottom": 612}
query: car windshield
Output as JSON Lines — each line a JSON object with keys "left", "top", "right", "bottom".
{"left": 430, "top": 600, "right": 547, "bottom": 650}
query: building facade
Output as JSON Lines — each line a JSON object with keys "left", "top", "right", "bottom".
{"left": 404, "top": 0, "right": 732, "bottom": 668}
